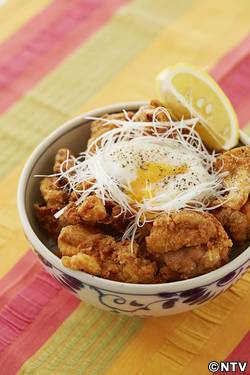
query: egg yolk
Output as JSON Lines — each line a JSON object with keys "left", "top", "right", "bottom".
{"left": 128, "top": 162, "right": 187, "bottom": 202}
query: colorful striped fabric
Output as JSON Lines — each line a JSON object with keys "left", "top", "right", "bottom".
{"left": 0, "top": 0, "right": 249, "bottom": 374}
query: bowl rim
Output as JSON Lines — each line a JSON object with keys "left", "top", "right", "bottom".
{"left": 17, "top": 101, "right": 250, "bottom": 293}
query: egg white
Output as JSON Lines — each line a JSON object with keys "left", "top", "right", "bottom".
{"left": 97, "top": 138, "right": 213, "bottom": 207}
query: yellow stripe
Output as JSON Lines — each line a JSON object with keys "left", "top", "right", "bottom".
{"left": 0, "top": 165, "right": 29, "bottom": 278}
{"left": 78, "top": 0, "right": 250, "bottom": 114}
{"left": 106, "top": 274, "right": 250, "bottom": 375}
{"left": 0, "top": 0, "right": 52, "bottom": 43}
{"left": 184, "top": 273, "right": 250, "bottom": 375}
{"left": 140, "top": 272, "right": 250, "bottom": 375}
{"left": 105, "top": 313, "right": 188, "bottom": 375}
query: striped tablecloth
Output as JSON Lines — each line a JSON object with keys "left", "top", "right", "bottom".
{"left": 0, "top": 1, "right": 250, "bottom": 374}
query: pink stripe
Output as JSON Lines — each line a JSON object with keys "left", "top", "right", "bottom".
{"left": 0, "top": 291, "right": 79, "bottom": 374}
{"left": 220, "top": 52, "right": 250, "bottom": 128}
{"left": 0, "top": 271, "right": 61, "bottom": 352}
{"left": 210, "top": 33, "right": 250, "bottom": 128}
{"left": 0, "top": 0, "right": 72, "bottom": 57}
{"left": 0, "top": 250, "right": 41, "bottom": 309}
{"left": 219, "top": 54, "right": 250, "bottom": 109}
{"left": 0, "top": 0, "right": 131, "bottom": 114}
{"left": 0, "top": 0, "right": 102, "bottom": 84}
{"left": 0, "top": 251, "right": 80, "bottom": 374}
{"left": 210, "top": 34, "right": 250, "bottom": 82}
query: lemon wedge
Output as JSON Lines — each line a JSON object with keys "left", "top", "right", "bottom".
{"left": 156, "top": 64, "right": 239, "bottom": 150}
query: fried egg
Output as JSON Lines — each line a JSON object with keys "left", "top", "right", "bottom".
{"left": 98, "top": 138, "right": 213, "bottom": 206}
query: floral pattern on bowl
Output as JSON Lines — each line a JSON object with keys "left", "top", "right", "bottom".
{"left": 34, "top": 249, "right": 249, "bottom": 316}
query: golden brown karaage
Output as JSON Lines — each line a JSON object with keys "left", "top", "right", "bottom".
{"left": 213, "top": 146, "right": 250, "bottom": 242}
{"left": 34, "top": 102, "right": 250, "bottom": 283}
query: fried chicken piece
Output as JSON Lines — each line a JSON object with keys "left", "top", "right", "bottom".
{"left": 215, "top": 146, "right": 250, "bottom": 210}
{"left": 132, "top": 99, "right": 169, "bottom": 122}
{"left": 102, "top": 204, "right": 130, "bottom": 233}
{"left": 146, "top": 211, "right": 228, "bottom": 253}
{"left": 88, "top": 102, "right": 171, "bottom": 151}
{"left": 88, "top": 101, "right": 171, "bottom": 150}
{"left": 53, "top": 148, "right": 74, "bottom": 174}
{"left": 40, "top": 177, "right": 68, "bottom": 209}
{"left": 158, "top": 242, "right": 227, "bottom": 282}
{"left": 77, "top": 196, "right": 107, "bottom": 222}
{"left": 88, "top": 112, "right": 134, "bottom": 150}
{"left": 69, "top": 181, "right": 94, "bottom": 202}
{"left": 60, "top": 223, "right": 113, "bottom": 275}
{"left": 214, "top": 206, "right": 249, "bottom": 242}
{"left": 241, "top": 200, "right": 250, "bottom": 228}
{"left": 34, "top": 203, "right": 62, "bottom": 237}
{"left": 60, "top": 224, "right": 157, "bottom": 283}
{"left": 58, "top": 224, "right": 113, "bottom": 257}
{"left": 58, "top": 203, "right": 82, "bottom": 227}
{"left": 111, "top": 241, "right": 157, "bottom": 283}
{"left": 62, "top": 253, "right": 101, "bottom": 275}
{"left": 59, "top": 196, "right": 108, "bottom": 227}
{"left": 214, "top": 199, "right": 250, "bottom": 243}
{"left": 58, "top": 195, "right": 128, "bottom": 232}
{"left": 146, "top": 211, "right": 232, "bottom": 281}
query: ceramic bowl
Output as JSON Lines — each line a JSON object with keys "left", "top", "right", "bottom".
{"left": 17, "top": 102, "right": 250, "bottom": 316}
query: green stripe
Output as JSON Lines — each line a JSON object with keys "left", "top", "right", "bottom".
{"left": 18, "top": 304, "right": 95, "bottom": 374}
{"left": 0, "top": 0, "right": 195, "bottom": 178}
{"left": 87, "top": 317, "right": 140, "bottom": 375}
{"left": 18, "top": 304, "right": 141, "bottom": 375}
{"left": 68, "top": 313, "right": 139, "bottom": 375}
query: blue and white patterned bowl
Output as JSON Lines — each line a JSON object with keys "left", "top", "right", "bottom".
{"left": 17, "top": 102, "right": 250, "bottom": 316}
